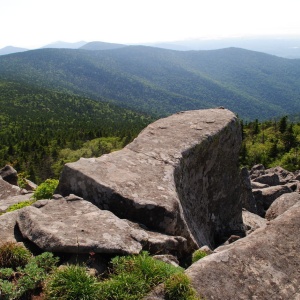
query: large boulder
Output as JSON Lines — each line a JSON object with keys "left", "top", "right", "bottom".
{"left": 265, "top": 192, "right": 300, "bottom": 220}
{"left": 0, "top": 165, "right": 18, "bottom": 186}
{"left": 17, "top": 196, "right": 187, "bottom": 256}
{"left": 57, "top": 109, "right": 243, "bottom": 249}
{"left": 253, "top": 185, "right": 292, "bottom": 213}
{"left": 186, "top": 202, "right": 300, "bottom": 300}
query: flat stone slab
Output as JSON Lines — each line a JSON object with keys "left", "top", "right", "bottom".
{"left": 57, "top": 109, "right": 243, "bottom": 249}
{"left": 17, "top": 198, "right": 143, "bottom": 254}
{"left": 16, "top": 197, "right": 187, "bottom": 255}
{"left": 186, "top": 202, "right": 300, "bottom": 300}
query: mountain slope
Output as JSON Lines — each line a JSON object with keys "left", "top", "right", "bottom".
{"left": 80, "top": 41, "right": 127, "bottom": 50}
{"left": 0, "top": 46, "right": 300, "bottom": 119}
{"left": 0, "top": 46, "right": 28, "bottom": 55}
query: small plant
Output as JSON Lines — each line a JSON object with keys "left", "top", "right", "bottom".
{"left": 5, "top": 200, "right": 36, "bottom": 213}
{"left": 0, "top": 242, "right": 31, "bottom": 269}
{"left": 98, "top": 251, "right": 184, "bottom": 300}
{"left": 165, "top": 272, "right": 200, "bottom": 300}
{"left": 0, "top": 268, "right": 14, "bottom": 280}
{"left": 45, "top": 265, "right": 100, "bottom": 300}
{"left": 0, "top": 251, "right": 58, "bottom": 300}
{"left": 191, "top": 249, "right": 207, "bottom": 264}
{"left": 17, "top": 172, "right": 29, "bottom": 189}
{"left": 32, "top": 178, "right": 59, "bottom": 200}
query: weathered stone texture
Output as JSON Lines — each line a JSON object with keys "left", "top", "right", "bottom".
{"left": 265, "top": 192, "right": 300, "bottom": 220}
{"left": 186, "top": 202, "right": 300, "bottom": 300}
{"left": 57, "top": 109, "right": 243, "bottom": 249}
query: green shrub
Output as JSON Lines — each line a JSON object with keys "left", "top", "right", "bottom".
{"left": 0, "top": 251, "right": 58, "bottom": 300}
{"left": 6, "top": 200, "right": 36, "bottom": 213}
{"left": 191, "top": 249, "right": 207, "bottom": 264}
{"left": 45, "top": 265, "right": 100, "bottom": 300}
{"left": 0, "top": 268, "right": 14, "bottom": 280}
{"left": 32, "top": 179, "right": 59, "bottom": 200}
{"left": 0, "top": 242, "right": 31, "bottom": 269}
{"left": 30, "top": 252, "right": 59, "bottom": 272}
{"left": 98, "top": 251, "right": 184, "bottom": 300}
{"left": 165, "top": 272, "right": 199, "bottom": 300}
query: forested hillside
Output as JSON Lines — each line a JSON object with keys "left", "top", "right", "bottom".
{"left": 240, "top": 116, "right": 300, "bottom": 171}
{"left": 0, "top": 46, "right": 300, "bottom": 119}
{"left": 0, "top": 80, "right": 153, "bottom": 183}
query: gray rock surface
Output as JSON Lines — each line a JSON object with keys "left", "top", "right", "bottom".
{"left": 0, "top": 177, "right": 22, "bottom": 201}
{"left": 250, "top": 180, "right": 269, "bottom": 189}
{"left": 253, "top": 185, "right": 292, "bottom": 212}
{"left": 17, "top": 197, "right": 187, "bottom": 255}
{"left": 57, "top": 109, "right": 243, "bottom": 249}
{"left": 265, "top": 166, "right": 295, "bottom": 184}
{"left": 0, "top": 210, "right": 22, "bottom": 245}
{"left": 240, "top": 167, "right": 257, "bottom": 213}
{"left": 0, "top": 165, "right": 18, "bottom": 186}
{"left": 186, "top": 202, "right": 300, "bottom": 300}
{"left": 265, "top": 192, "right": 300, "bottom": 220}
{"left": 252, "top": 173, "right": 280, "bottom": 186}
{"left": 242, "top": 209, "right": 266, "bottom": 234}
{"left": 0, "top": 194, "right": 33, "bottom": 213}
{"left": 17, "top": 198, "right": 144, "bottom": 254}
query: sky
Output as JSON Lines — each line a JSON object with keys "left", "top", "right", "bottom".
{"left": 1, "top": 0, "right": 300, "bottom": 49}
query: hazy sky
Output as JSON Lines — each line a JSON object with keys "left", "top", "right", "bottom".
{"left": 1, "top": 0, "right": 300, "bottom": 49}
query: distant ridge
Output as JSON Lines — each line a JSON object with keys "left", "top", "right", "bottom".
{"left": 0, "top": 46, "right": 300, "bottom": 120}
{"left": 80, "top": 41, "right": 127, "bottom": 50}
{"left": 0, "top": 46, "right": 28, "bottom": 56}
{"left": 42, "top": 41, "right": 87, "bottom": 49}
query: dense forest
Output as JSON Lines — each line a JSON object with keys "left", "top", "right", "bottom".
{"left": 240, "top": 116, "right": 300, "bottom": 171}
{"left": 0, "top": 80, "right": 153, "bottom": 183}
{"left": 0, "top": 47, "right": 300, "bottom": 120}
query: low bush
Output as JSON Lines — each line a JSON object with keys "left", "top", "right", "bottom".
{"left": 191, "top": 249, "right": 207, "bottom": 264}
{"left": 98, "top": 251, "right": 184, "bottom": 300}
{"left": 45, "top": 265, "right": 100, "bottom": 300}
{"left": 165, "top": 272, "right": 199, "bottom": 300}
{"left": 0, "top": 242, "right": 31, "bottom": 269}
{"left": 32, "top": 178, "right": 59, "bottom": 200}
{"left": 0, "top": 250, "right": 58, "bottom": 300}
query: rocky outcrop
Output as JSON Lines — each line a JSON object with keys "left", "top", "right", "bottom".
{"left": 265, "top": 192, "right": 300, "bottom": 220}
{"left": 57, "top": 109, "right": 243, "bottom": 250}
{"left": 186, "top": 202, "right": 300, "bottom": 300}
{"left": 17, "top": 195, "right": 187, "bottom": 256}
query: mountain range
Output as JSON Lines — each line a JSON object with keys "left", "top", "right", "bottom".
{"left": 1, "top": 45, "right": 300, "bottom": 120}
{"left": 2, "top": 36, "right": 300, "bottom": 58}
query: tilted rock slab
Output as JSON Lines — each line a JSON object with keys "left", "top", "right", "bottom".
{"left": 186, "top": 202, "right": 300, "bottom": 300}
{"left": 57, "top": 109, "right": 243, "bottom": 249}
{"left": 16, "top": 197, "right": 187, "bottom": 255}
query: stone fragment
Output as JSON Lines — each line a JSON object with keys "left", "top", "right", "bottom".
{"left": 252, "top": 173, "right": 280, "bottom": 186}
{"left": 250, "top": 181, "right": 269, "bottom": 189}
{"left": 186, "top": 202, "right": 300, "bottom": 300}
{"left": 242, "top": 209, "right": 266, "bottom": 235}
{"left": 265, "top": 192, "right": 300, "bottom": 220}
{"left": 57, "top": 109, "right": 243, "bottom": 250}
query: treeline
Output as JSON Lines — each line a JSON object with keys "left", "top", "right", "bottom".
{"left": 0, "top": 81, "right": 154, "bottom": 183}
{"left": 240, "top": 116, "right": 300, "bottom": 171}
